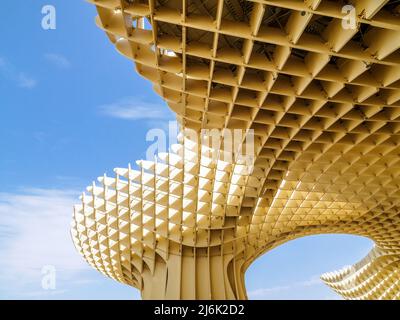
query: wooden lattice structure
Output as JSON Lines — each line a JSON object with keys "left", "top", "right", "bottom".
{"left": 71, "top": 0, "right": 400, "bottom": 299}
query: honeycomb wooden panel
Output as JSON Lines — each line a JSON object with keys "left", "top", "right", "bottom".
{"left": 71, "top": 0, "right": 400, "bottom": 299}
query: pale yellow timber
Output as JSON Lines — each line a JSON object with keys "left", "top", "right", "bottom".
{"left": 71, "top": 0, "right": 400, "bottom": 300}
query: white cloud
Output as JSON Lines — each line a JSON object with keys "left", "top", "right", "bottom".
{"left": 247, "top": 275, "right": 339, "bottom": 300}
{"left": 99, "top": 97, "right": 174, "bottom": 121}
{"left": 21, "top": 290, "right": 67, "bottom": 298}
{"left": 0, "top": 188, "right": 90, "bottom": 298}
{"left": 17, "top": 73, "right": 37, "bottom": 89}
{"left": 0, "top": 56, "right": 37, "bottom": 89}
{"left": 44, "top": 53, "right": 71, "bottom": 69}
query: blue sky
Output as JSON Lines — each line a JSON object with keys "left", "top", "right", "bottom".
{"left": 0, "top": 0, "right": 373, "bottom": 300}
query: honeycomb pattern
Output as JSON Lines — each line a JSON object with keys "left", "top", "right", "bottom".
{"left": 321, "top": 247, "right": 400, "bottom": 299}
{"left": 72, "top": 135, "right": 256, "bottom": 299}
{"left": 72, "top": 0, "right": 400, "bottom": 299}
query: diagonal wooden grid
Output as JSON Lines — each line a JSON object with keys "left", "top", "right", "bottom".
{"left": 71, "top": 0, "right": 400, "bottom": 300}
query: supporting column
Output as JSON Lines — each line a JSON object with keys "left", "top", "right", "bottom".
{"left": 140, "top": 246, "right": 247, "bottom": 300}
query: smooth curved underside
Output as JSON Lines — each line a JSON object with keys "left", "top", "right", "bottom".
{"left": 71, "top": 0, "right": 400, "bottom": 299}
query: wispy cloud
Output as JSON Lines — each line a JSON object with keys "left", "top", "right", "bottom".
{"left": 44, "top": 53, "right": 71, "bottom": 69}
{"left": 99, "top": 97, "right": 174, "bottom": 122}
{"left": 0, "top": 188, "right": 90, "bottom": 298}
{"left": 22, "top": 290, "right": 68, "bottom": 298}
{"left": 17, "top": 73, "right": 37, "bottom": 88}
{"left": 247, "top": 275, "right": 339, "bottom": 300}
{"left": 0, "top": 56, "right": 37, "bottom": 89}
